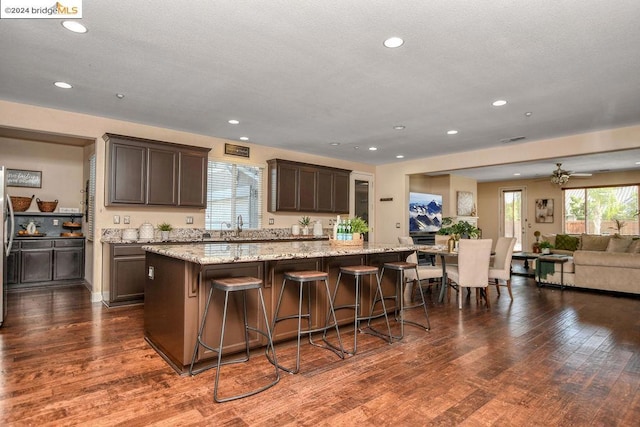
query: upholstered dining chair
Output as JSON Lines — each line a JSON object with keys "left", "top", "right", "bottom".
{"left": 398, "top": 236, "right": 442, "bottom": 303}
{"left": 445, "top": 239, "right": 493, "bottom": 309}
{"left": 488, "top": 237, "right": 517, "bottom": 300}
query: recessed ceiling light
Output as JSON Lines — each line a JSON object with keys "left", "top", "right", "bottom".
{"left": 383, "top": 37, "right": 404, "bottom": 48}
{"left": 513, "top": 173, "right": 521, "bottom": 176}
{"left": 447, "top": 130, "right": 458, "bottom": 135}
{"left": 54, "top": 81, "right": 72, "bottom": 89}
{"left": 228, "top": 119, "right": 239, "bottom": 125}
{"left": 62, "top": 20, "right": 87, "bottom": 33}
{"left": 354, "top": 146, "right": 360, "bottom": 150}
{"left": 635, "top": 161, "right": 640, "bottom": 165}
{"left": 492, "top": 100, "right": 507, "bottom": 107}
{"left": 329, "top": 142, "right": 340, "bottom": 146}
{"left": 396, "top": 155, "right": 405, "bottom": 159}
{"left": 115, "top": 93, "right": 125, "bottom": 99}
{"left": 368, "top": 147, "right": 377, "bottom": 151}
{"left": 239, "top": 136, "right": 249, "bottom": 141}
{"left": 393, "top": 125, "right": 405, "bottom": 130}
{"left": 524, "top": 111, "right": 533, "bottom": 117}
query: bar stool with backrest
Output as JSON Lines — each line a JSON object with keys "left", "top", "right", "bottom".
{"left": 268, "top": 270, "right": 345, "bottom": 374}
{"left": 189, "top": 276, "right": 279, "bottom": 403}
{"left": 323, "top": 264, "right": 393, "bottom": 355}
{"left": 369, "top": 257, "right": 431, "bottom": 341}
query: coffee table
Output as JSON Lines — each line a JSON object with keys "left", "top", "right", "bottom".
{"left": 511, "top": 252, "right": 540, "bottom": 277}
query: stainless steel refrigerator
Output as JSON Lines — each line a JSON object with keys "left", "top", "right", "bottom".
{"left": 1, "top": 166, "right": 16, "bottom": 326}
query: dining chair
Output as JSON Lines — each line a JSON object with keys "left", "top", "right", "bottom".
{"left": 445, "top": 239, "right": 493, "bottom": 309}
{"left": 398, "top": 236, "right": 442, "bottom": 304}
{"left": 488, "top": 237, "right": 517, "bottom": 300}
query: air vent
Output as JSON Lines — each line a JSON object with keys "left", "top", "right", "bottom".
{"left": 500, "top": 136, "right": 526, "bottom": 143}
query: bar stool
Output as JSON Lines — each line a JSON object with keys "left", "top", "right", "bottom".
{"left": 189, "top": 276, "right": 279, "bottom": 403}
{"left": 324, "top": 265, "right": 393, "bottom": 355}
{"left": 268, "top": 270, "right": 344, "bottom": 374}
{"left": 370, "top": 261, "right": 430, "bottom": 340}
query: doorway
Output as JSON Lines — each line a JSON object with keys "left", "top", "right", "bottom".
{"left": 351, "top": 172, "right": 374, "bottom": 242}
{"left": 500, "top": 187, "right": 525, "bottom": 251}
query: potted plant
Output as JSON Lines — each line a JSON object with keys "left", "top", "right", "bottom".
{"left": 299, "top": 216, "right": 311, "bottom": 235}
{"left": 349, "top": 216, "right": 369, "bottom": 240}
{"left": 158, "top": 222, "right": 172, "bottom": 241}
{"left": 538, "top": 240, "right": 554, "bottom": 254}
{"left": 437, "top": 217, "right": 480, "bottom": 239}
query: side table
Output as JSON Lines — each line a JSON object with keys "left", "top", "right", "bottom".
{"left": 535, "top": 255, "right": 570, "bottom": 290}
{"left": 511, "top": 252, "right": 540, "bottom": 277}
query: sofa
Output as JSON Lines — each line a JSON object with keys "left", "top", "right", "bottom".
{"left": 534, "top": 233, "right": 640, "bottom": 295}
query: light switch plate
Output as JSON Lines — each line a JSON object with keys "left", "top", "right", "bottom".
{"left": 186, "top": 216, "right": 193, "bottom": 224}
{"left": 269, "top": 218, "right": 274, "bottom": 225}
{"left": 123, "top": 216, "right": 130, "bottom": 224}
{"left": 113, "top": 215, "right": 120, "bottom": 224}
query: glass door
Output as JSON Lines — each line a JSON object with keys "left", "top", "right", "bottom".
{"left": 350, "top": 172, "right": 374, "bottom": 242}
{"left": 501, "top": 188, "right": 524, "bottom": 251}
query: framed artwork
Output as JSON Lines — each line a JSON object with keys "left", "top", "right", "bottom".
{"left": 535, "top": 198, "right": 554, "bottom": 223}
{"left": 6, "top": 169, "right": 42, "bottom": 188}
{"left": 457, "top": 191, "right": 474, "bottom": 216}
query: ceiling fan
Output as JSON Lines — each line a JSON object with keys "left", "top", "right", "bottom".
{"left": 550, "top": 163, "right": 592, "bottom": 185}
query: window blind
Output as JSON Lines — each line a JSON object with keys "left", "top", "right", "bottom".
{"left": 205, "top": 161, "right": 263, "bottom": 230}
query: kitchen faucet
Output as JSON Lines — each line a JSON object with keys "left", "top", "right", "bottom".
{"left": 236, "top": 215, "right": 243, "bottom": 236}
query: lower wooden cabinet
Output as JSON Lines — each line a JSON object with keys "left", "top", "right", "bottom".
{"left": 8, "top": 238, "right": 85, "bottom": 289}
{"left": 103, "top": 244, "right": 146, "bottom": 307}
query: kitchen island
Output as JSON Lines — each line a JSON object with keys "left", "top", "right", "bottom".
{"left": 143, "top": 240, "right": 418, "bottom": 374}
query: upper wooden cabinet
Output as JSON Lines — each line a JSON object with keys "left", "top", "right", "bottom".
{"left": 267, "top": 159, "right": 351, "bottom": 213}
{"left": 104, "top": 134, "right": 211, "bottom": 208}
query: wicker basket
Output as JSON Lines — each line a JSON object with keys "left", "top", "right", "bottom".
{"left": 36, "top": 198, "right": 58, "bottom": 212}
{"left": 329, "top": 235, "right": 364, "bottom": 247}
{"left": 10, "top": 195, "right": 34, "bottom": 212}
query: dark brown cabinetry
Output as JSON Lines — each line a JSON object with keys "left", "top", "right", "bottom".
{"left": 8, "top": 238, "right": 85, "bottom": 288}
{"left": 104, "top": 244, "right": 146, "bottom": 307}
{"left": 267, "top": 159, "right": 351, "bottom": 213}
{"left": 104, "top": 134, "right": 211, "bottom": 208}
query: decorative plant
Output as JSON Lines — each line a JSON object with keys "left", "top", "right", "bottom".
{"left": 158, "top": 222, "right": 173, "bottom": 231}
{"left": 299, "top": 216, "right": 311, "bottom": 227}
{"left": 538, "top": 241, "right": 554, "bottom": 249}
{"left": 437, "top": 217, "right": 480, "bottom": 239}
{"left": 349, "top": 216, "right": 369, "bottom": 233}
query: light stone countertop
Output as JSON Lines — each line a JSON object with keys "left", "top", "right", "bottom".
{"left": 142, "top": 240, "right": 426, "bottom": 265}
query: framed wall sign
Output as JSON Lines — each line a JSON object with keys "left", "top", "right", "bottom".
{"left": 535, "top": 198, "right": 554, "bottom": 223}
{"left": 6, "top": 169, "right": 42, "bottom": 188}
{"left": 457, "top": 191, "right": 474, "bottom": 216}
{"left": 224, "top": 143, "right": 250, "bottom": 158}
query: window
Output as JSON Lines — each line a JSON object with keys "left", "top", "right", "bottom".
{"left": 205, "top": 161, "right": 263, "bottom": 230}
{"left": 564, "top": 185, "right": 639, "bottom": 235}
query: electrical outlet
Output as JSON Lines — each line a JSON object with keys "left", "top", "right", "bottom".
{"left": 186, "top": 216, "right": 193, "bottom": 224}
{"left": 113, "top": 215, "right": 120, "bottom": 224}
{"left": 52, "top": 219, "right": 59, "bottom": 226}
{"left": 148, "top": 266, "right": 154, "bottom": 280}
{"left": 123, "top": 216, "right": 130, "bottom": 224}
{"left": 269, "top": 218, "right": 274, "bottom": 225}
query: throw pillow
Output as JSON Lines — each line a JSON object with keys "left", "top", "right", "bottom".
{"left": 580, "top": 234, "right": 610, "bottom": 251}
{"left": 627, "top": 239, "right": 640, "bottom": 254}
{"left": 541, "top": 233, "right": 556, "bottom": 247}
{"left": 555, "top": 234, "right": 580, "bottom": 251}
{"left": 606, "top": 238, "right": 632, "bottom": 253}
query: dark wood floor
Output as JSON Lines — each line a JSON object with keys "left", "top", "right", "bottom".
{"left": 1, "top": 272, "right": 639, "bottom": 426}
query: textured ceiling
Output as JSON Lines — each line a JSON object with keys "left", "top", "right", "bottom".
{"left": 1, "top": 1, "right": 640, "bottom": 178}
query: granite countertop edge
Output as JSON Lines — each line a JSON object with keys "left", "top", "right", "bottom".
{"left": 101, "top": 235, "right": 330, "bottom": 244}
{"left": 142, "top": 241, "right": 426, "bottom": 265}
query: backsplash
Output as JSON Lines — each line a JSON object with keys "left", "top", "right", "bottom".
{"left": 101, "top": 227, "right": 332, "bottom": 243}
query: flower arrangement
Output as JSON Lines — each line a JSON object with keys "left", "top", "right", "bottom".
{"left": 437, "top": 217, "right": 480, "bottom": 239}
{"left": 349, "top": 216, "right": 369, "bottom": 234}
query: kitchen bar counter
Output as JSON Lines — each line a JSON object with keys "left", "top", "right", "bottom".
{"left": 143, "top": 241, "right": 419, "bottom": 374}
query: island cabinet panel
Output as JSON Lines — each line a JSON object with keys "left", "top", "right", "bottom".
{"left": 323, "top": 255, "right": 367, "bottom": 325}
{"left": 104, "top": 133, "right": 211, "bottom": 208}
{"left": 264, "top": 258, "right": 324, "bottom": 343}
{"left": 267, "top": 158, "right": 351, "bottom": 214}
{"left": 364, "top": 252, "right": 406, "bottom": 313}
